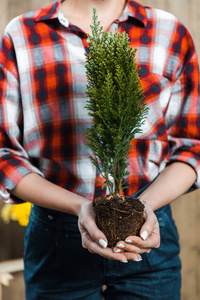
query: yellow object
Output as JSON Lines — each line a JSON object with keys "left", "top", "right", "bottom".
{"left": 0, "top": 204, "right": 13, "bottom": 224}
{"left": 1, "top": 202, "right": 31, "bottom": 227}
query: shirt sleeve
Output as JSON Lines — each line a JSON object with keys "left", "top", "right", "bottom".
{"left": 0, "top": 32, "right": 44, "bottom": 204}
{"left": 166, "top": 26, "right": 200, "bottom": 189}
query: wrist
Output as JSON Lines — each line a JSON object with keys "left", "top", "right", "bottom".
{"left": 70, "top": 196, "right": 90, "bottom": 216}
{"left": 139, "top": 192, "right": 158, "bottom": 212}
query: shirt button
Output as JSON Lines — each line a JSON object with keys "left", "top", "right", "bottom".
{"left": 48, "top": 215, "right": 53, "bottom": 221}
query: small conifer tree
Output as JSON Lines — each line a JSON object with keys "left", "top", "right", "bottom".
{"left": 85, "top": 8, "right": 148, "bottom": 195}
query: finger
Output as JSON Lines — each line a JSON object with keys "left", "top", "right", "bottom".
{"left": 113, "top": 247, "right": 143, "bottom": 261}
{"left": 114, "top": 242, "right": 151, "bottom": 254}
{"left": 88, "top": 249, "right": 95, "bottom": 254}
{"left": 125, "top": 223, "right": 160, "bottom": 249}
{"left": 79, "top": 217, "right": 129, "bottom": 262}
{"left": 124, "top": 235, "right": 159, "bottom": 249}
{"left": 140, "top": 209, "right": 157, "bottom": 240}
{"left": 78, "top": 202, "right": 108, "bottom": 249}
{"left": 123, "top": 252, "right": 143, "bottom": 262}
{"left": 79, "top": 218, "right": 108, "bottom": 248}
{"left": 140, "top": 223, "right": 160, "bottom": 248}
{"left": 79, "top": 221, "right": 108, "bottom": 251}
{"left": 87, "top": 239, "right": 129, "bottom": 263}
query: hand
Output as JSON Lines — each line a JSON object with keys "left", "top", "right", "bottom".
{"left": 78, "top": 201, "right": 142, "bottom": 263}
{"left": 113, "top": 202, "right": 160, "bottom": 261}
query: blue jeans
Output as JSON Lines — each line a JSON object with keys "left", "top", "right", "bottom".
{"left": 24, "top": 191, "right": 181, "bottom": 299}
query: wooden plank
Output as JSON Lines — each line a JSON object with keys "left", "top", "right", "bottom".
{"left": 0, "top": 259, "right": 24, "bottom": 300}
{"left": 8, "top": 0, "right": 28, "bottom": 22}
{"left": 0, "top": 0, "right": 50, "bottom": 34}
{"left": 171, "top": 192, "right": 198, "bottom": 300}
{"left": 28, "top": 0, "right": 50, "bottom": 11}
{"left": 0, "top": 259, "right": 24, "bottom": 274}
{"left": 0, "top": 273, "right": 14, "bottom": 287}
{"left": 1, "top": 271, "right": 25, "bottom": 300}
{"left": 0, "top": 216, "right": 26, "bottom": 262}
{"left": 0, "top": 0, "right": 8, "bottom": 34}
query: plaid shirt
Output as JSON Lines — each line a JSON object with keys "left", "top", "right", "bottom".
{"left": 0, "top": 0, "right": 200, "bottom": 204}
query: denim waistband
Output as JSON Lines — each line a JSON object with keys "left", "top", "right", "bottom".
{"left": 30, "top": 204, "right": 78, "bottom": 228}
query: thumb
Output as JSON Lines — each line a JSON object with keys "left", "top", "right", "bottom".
{"left": 140, "top": 204, "right": 157, "bottom": 241}
{"left": 78, "top": 202, "right": 108, "bottom": 248}
{"left": 85, "top": 216, "right": 108, "bottom": 248}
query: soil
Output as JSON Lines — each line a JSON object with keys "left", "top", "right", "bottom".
{"left": 92, "top": 194, "right": 145, "bottom": 248}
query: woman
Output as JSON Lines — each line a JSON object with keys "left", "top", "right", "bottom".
{"left": 0, "top": 0, "right": 199, "bottom": 299}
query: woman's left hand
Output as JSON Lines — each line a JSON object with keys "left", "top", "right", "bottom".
{"left": 113, "top": 203, "right": 160, "bottom": 261}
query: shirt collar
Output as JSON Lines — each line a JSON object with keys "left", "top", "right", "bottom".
{"left": 35, "top": 0, "right": 147, "bottom": 27}
{"left": 35, "top": 0, "right": 60, "bottom": 22}
{"left": 122, "top": 0, "right": 147, "bottom": 27}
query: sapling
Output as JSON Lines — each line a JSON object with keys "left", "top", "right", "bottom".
{"left": 85, "top": 8, "right": 149, "bottom": 247}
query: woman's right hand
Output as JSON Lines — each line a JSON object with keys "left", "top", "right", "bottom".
{"left": 78, "top": 201, "right": 142, "bottom": 263}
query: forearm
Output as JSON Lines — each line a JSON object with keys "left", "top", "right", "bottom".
{"left": 139, "top": 162, "right": 197, "bottom": 211}
{"left": 11, "top": 173, "right": 89, "bottom": 216}
{"left": 12, "top": 172, "right": 141, "bottom": 262}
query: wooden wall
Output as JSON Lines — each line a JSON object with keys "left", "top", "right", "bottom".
{"left": 0, "top": 1, "right": 200, "bottom": 299}
{"left": 140, "top": 2, "right": 200, "bottom": 300}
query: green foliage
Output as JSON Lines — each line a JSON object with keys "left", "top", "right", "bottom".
{"left": 85, "top": 8, "right": 148, "bottom": 194}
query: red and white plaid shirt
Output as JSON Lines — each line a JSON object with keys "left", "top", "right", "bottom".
{"left": 0, "top": 0, "right": 200, "bottom": 204}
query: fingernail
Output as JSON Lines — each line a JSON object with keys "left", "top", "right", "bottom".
{"left": 141, "top": 230, "right": 148, "bottom": 240}
{"left": 117, "top": 243, "right": 125, "bottom": 249}
{"left": 134, "top": 258, "right": 142, "bottom": 262}
{"left": 122, "top": 260, "right": 128, "bottom": 263}
{"left": 125, "top": 239, "right": 132, "bottom": 244}
{"left": 99, "top": 238, "right": 107, "bottom": 248}
{"left": 114, "top": 248, "right": 122, "bottom": 253}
